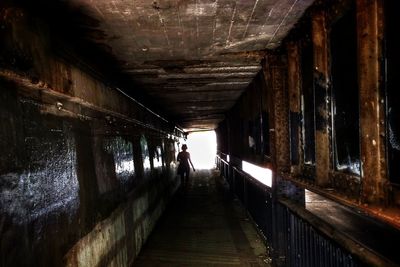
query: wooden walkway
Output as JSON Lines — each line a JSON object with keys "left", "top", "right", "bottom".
{"left": 133, "top": 169, "right": 270, "bottom": 267}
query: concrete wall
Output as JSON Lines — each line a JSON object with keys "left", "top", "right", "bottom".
{"left": 0, "top": 3, "right": 182, "bottom": 266}
{"left": 65, "top": 172, "right": 179, "bottom": 267}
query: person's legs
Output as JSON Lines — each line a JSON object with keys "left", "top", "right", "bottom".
{"left": 180, "top": 173, "right": 185, "bottom": 190}
{"left": 184, "top": 170, "right": 190, "bottom": 189}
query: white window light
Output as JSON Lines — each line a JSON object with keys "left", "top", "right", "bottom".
{"left": 242, "top": 161, "right": 272, "bottom": 187}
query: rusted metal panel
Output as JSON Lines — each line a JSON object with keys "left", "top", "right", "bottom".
{"left": 264, "top": 54, "right": 290, "bottom": 173}
{"left": 287, "top": 41, "right": 302, "bottom": 174}
{"left": 331, "top": 174, "right": 361, "bottom": 202}
{"left": 262, "top": 58, "right": 276, "bottom": 167}
{"left": 217, "top": 72, "right": 270, "bottom": 164}
{"left": 357, "top": 0, "right": 386, "bottom": 204}
{"left": 299, "top": 39, "right": 316, "bottom": 179}
{"left": 311, "top": 9, "right": 331, "bottom": 187}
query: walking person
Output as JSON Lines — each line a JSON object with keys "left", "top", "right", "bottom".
{"left": 177, "top": 144, "right": 195, "bottom": 191}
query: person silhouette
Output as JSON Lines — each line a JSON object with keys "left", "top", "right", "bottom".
{"left": 177, "top": 144, "right": 195, "bottom": 190}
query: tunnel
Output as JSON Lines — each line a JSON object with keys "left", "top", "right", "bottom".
{"left": 1, "top": 0, "right": 400, "bottom": 266}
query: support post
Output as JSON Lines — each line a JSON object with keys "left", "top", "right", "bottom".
{"left": 357, "top": 0, "right": 386, "bottom": 204}
{"left": 312, "top": 9, "right": 331, "bottom": 187}
{"left": 287, "top": 41, "right": 302, "bottom": 175}
{"left": 264, "top": 54, "right": 290, "bottom": 174}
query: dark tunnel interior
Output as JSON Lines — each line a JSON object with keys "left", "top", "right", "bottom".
{"left": 1, "top": 0, "right": 400, "bottom": 266}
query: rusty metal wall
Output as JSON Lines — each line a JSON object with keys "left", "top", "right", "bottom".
{"left": 216, "top": 156, "right": 362, "bottom": 267}
{"left": 217, "top": 72, "right": 269, "bottom": 165}
{"left": 216, "top": 1, "right": 400, "bottom": 266}
{"left": 263, "top": 54, "right": 291, "bottom": 173}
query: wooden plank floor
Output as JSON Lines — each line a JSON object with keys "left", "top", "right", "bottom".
{"left": 133, "top": 169, "right": 270, "bottom": 267}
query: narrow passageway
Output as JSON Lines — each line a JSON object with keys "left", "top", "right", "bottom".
{"left": 134, "top": 169, "right": 270, "bottom": 266}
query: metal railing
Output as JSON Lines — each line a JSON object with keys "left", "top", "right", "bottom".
{"left": 273, "top": 202, "right": 359, "bottom": 267}
{"left": 216, "top": 155, "right": 361, "bottom": 267}
{"left": 216, "top": 155, "right": 273, "bottom": 242}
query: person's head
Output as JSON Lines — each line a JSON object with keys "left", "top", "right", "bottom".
{"left": 181, "top": 144, "right": 187, "bottom": 151}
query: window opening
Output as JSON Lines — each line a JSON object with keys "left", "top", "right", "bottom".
{"left": 140, "top": 135, "right": 151, "bottom": 172}
{"left": 385, "top": 0, "right": 400, "bottom": 184}
{"left": 330, "top": 6, "right": 360, "bottom": 176}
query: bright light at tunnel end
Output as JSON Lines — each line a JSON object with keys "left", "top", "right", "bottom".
{"left": 242, "top": 161, "right": 272, "bottom": 187}
{"left": 186, "top": 131, "right": 217, "bottom": 169}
